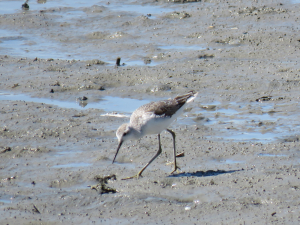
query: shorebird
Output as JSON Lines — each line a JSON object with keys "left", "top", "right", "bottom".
{"left": 112, "top": 90, "right": 198, "bottom": 179}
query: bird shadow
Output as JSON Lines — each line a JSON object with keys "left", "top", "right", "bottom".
{"left": 168, "top": 169, "right": 243, "bottom": 178}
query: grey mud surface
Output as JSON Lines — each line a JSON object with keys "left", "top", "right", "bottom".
{"left": 1, "top": 0, "right": 300, "bottom": 224}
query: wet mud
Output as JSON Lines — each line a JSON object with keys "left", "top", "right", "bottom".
{"left": 1, "top": 0, "right": 300, "bottom": 224}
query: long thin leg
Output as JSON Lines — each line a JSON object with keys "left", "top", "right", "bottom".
{"left": 166, "top": 129, "right": 180, "bottom": 174}
{"left": 122, "top": 134, "right": 162, "bottom": 180}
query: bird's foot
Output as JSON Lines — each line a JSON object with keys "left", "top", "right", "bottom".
{"left": 170, "top": 166, "right": 181, "bottom": 174}
{"left": 121, "top": 173, "right": 143, "bottom": 180}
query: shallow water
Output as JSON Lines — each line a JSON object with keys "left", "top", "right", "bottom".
{"left": 0, "top": 27, "right": 204, "bottom": 63}
{"left": 1, "top": 1, "right": 300, "bottom": 223}
{"left": 257, "top": 153, "right": 289, "bottom": 157}
{"left": 219, "top": 159, "right": 245, "bottom": 164}
{"left": 0, "top": 29, "right": 74, "bottom": 60}
{"left": 0, "top": 197, "right": 12, "bottom": 204}
{"left": 184, "top": 100, "right": 300, "bottom": 143}
{"left": 222, "top": 132, "right": 278, "bottom": 142}
{"left": 0, "top": 0, "right": 102, "bottom": 14}
{"left": 52, "top": 162, "right": 92, "bottom": 168}
{"left": 0, "top": 0, "right": 192, "bottom": 63}
{"left": 1, "top": 91, "right": 299, "bottom": 143}
{"left": 0, "top": 92, "right": 150, "bottom": 113}
{"left": 0, "top": 0, "right": 174, "bottom": 15}
{"left": 159, "top": 45, "right": 206, "bottom": 51}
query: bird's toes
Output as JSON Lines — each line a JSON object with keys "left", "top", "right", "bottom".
{"left": 121, "top": 173, "right": 142, "bottom": 180}
{"left": 170, "top": 166, "right": 181, "bottom": 174}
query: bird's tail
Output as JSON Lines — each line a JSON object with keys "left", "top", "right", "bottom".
{"left": 175, "top": 90, "right": 198, "bottom": 104}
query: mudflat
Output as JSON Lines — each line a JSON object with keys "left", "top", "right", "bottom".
{"left": 0, "top": 0, "right": 300, "bottom": 224}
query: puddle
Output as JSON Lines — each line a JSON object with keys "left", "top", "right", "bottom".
{"left": 107, "top": 3, "right": 174, "bottom": 16}
{"left": 0, "top": 28, "right": 207, "bottom": 63}
{"left": 290, "top": 0, "right": 300, "bottom": 3}
{"left": 144, "top": 196, "right": 168, "bottom": 202}
{"left": 0, "top": 1, "right": 205, "bottom": 62}
{"left": 0, "top": 92, "right": 150, "bottom": 113}
{"left": 0, "top": 0, "right": 174, "bottom": 15}
{"left": 258, "top": 153, "right": 288, "bottom": 157}
{"left": 1, "top": 91, "right": 299, "bottom": 143}
{"left": 0, "top": 198, "right": 12, "bottom": 204}
{"left": 0, "top": 28, "right": 170, "bottom": 64}
{"left": 102, "top": 96, "right": 149, "bottom": 113}
{"left": 0, "top": 29, "right": 111, "bottom": 61}
{"left": 0, "top": 0, "right": 107, "bottom": 14}
{"left": 125, "top": 60, "right": 160, "bottom": 66}
{"left": 223, "top": 132, "right": 278, "bottom": 142}
{"left": 52, "top": 162, "right": 92, "bottom": 168}
{"left": 159, "top": 45, "right": 206, "bottom": 51}
{"left": 0, "top": 29, "right": 76, "bottom": 60}
{"left": 195, "top": 101, "right": 300, "bottom": 143}
{"left": 219, "top": 159, "right": 244, "bottom": 164}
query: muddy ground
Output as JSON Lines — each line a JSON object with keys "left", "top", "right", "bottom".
{"left": 0, "top": 0, "right": 300, "bottom": 224}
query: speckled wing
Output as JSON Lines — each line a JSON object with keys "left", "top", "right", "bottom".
{"left": 149, "top": 100, "right": 182, "bottom": 117}
{"left": 142, "top": 90, "right": 196, "bottom": 117}
{"left": 129, "top": 91, "right": 197, "bottom": 133}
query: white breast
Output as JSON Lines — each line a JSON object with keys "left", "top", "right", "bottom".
{"left": 139, "top": 106, "right": 185, "bottom": 135}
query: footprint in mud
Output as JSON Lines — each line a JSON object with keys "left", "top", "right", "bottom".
{"left": 89, "top": 174, "right": 117, "bottom": 194}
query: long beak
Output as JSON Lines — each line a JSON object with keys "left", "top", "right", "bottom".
{"left": 112, "top": 140, "right": 123, "bottom": 164}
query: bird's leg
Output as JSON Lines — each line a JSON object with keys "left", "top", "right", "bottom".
{"left": 122, "top": 134, "right": 163, "bottom": 180}
{"left": 166, "top": 129, "right": 180, "bottom": 174}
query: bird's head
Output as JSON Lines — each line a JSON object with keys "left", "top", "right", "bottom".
{"left": 112, "top": 123, "right": 136, "bottom": 163}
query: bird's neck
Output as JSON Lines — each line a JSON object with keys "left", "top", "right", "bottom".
{"left": 128, "top": 126, "right": 143, "bottom": 140}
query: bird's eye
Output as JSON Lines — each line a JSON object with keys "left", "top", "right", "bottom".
{"left": 123, "top": 132, "right": 127, "bottom": 136}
